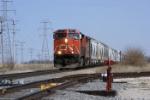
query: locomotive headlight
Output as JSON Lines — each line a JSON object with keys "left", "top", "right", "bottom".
{"left": 65, "top": 38, "right": 68, "bottom": 43}
{"left": 58, "top": 51, "right": 61, "bottom": 54}
{"left": 71, "top": 51, "right": 74, "bottom": 54}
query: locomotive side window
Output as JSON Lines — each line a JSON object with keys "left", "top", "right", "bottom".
{"left": 55, "top": 33, "right": 66, "bottom": 39}
{"left": 68, "top": 33, "right": 79, "bottom": 39}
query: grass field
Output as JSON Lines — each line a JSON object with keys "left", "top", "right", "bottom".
{"left": 0, "top": 64, "right": 56, "bottom": 73}
{"left": 111, "top": 63, "right": 150, "bottom": 73}
{"left": 13, "top": 64, "right": 56, "bottom": 70}
{"left": 0, "top": 63, "right": 150, "bottom": 73}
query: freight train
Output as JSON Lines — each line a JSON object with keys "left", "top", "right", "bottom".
{"left": 53, "top": 29, "right": 121, "bottom": 69}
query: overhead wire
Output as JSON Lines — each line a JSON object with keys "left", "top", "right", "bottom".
{"left": 11, "top": 2, "right": 43, "bottom": 53}
{"left": 9, "top": 1, "right": 54, "bottom": 62}
{"left": 12, "top": 3, "right": 43, "bottom": 44}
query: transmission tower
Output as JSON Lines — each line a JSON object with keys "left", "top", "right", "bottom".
{"left": 39, "top": 20, "right": 52, "bottom": 63}
{"left": 0, "top": 0, "right": 14, "bottom": 67}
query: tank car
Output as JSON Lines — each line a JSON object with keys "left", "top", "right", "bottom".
{"left": 53, "top": 29, "right": 120, "bottom": 69}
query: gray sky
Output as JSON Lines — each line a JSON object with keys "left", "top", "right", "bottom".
{"left": 1, "top": 0, "right": 150, "bottom": 63}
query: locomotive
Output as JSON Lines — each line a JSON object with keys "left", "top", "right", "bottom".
{"left": 53, "top": 29, "right": 121, "bottom": 69}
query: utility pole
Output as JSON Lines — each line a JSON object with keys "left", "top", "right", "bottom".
{"left": 39, "top": 20, "right": 52, "bottom": 63}
{"left": 29, "top": 48, "right": 34, "bottom": 63}
{"left": 20, "top": 42, "right": 25, "bottom": 64}
{"left": 0, "top": 0, "right": 15, "bottom": 67}
{"left": 11, "top": 20, "right": 19, "bottom": 64}
{"left": 0, "top": 17, "right": 4, "bottom": 68}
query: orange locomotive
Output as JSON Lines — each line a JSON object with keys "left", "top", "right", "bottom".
{"left": 53, "top": 29, "right": 121, "bottom": 69}
{"left": 53, "top": 29, "right": 84, "bottom": 68}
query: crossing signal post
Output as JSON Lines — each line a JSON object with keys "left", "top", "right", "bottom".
{"left": 106, "top": 57, "right": 112, "bottom": 91}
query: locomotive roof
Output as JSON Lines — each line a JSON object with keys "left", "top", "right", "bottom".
{"left": 54, "top": 29, "right": 118, "bottom": 51}
{"left": 85, "top": 35, "right": 109, "bottom": 47}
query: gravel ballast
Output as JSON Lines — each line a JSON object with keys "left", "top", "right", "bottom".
{"left": 43, "top": 77, "right": 150, "bottom": 100}
{"left": 1, "top": 67, "right": 150, "bottom": 100}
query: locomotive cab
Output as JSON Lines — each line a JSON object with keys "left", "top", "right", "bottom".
{"left": 53, "top": 29, "right": 81, "bottom": 68}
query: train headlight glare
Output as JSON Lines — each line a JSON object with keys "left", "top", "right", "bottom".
{"left": 58, "top": 51, "right": 61, "bottom": 54}
{"left": 72, "top": 51, "right": 74, "bottom": 54}
{"left": 65, "top": 38, "right": 68, "bottom": 43}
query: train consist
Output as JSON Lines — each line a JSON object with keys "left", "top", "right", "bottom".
{"left": 53, "top": 29, "right": 121, "bottom": 69}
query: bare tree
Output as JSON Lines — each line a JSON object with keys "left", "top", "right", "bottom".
{"left": 145, "top": 56, "right": 150, "bottom": 63}
{"left": 123, "top": 45, "right": 147, "bottom": 66}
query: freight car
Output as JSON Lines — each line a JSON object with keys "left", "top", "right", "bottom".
{"left": 53, "top": 29, "right": 120, "bottom": 69}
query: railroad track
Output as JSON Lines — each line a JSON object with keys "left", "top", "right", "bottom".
{"left": 112, "top": 71, "right": 150, "bottom": 78}
{"left": 0, "top": 65, "right": 102, "bottom": 80}
{"left": 1, "top": 72, "right": 150, "bottom": 100}
{"left": 0, "top": 69, "right": 72, "bottom": 80}
{"left": 0, "top": 74, "right": 100, "bottom": 100}
{"left": 0, "top": 65, "right": 108, "bottom": 80}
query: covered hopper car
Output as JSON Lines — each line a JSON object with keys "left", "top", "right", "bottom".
{"left": 53, "top": 29, "right": 120, "bottom": 69}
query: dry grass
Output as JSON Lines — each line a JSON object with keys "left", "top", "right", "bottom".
{"left": 1, "top": 63, "right": 150, "bottom": 74}
{"left": 95, "top": 66, "right": 108, "bottom": 73}
{"left": 13, "top": 64, "right": 56, "bottom": 71}
{"left": 0, "top": 64, "right": 56, "bottom": 73}
{"left": 111, "top": 63, "right": 150, "bottom": 73}
{"left": 95, "top": 63, "right": 150, "bottom": 73}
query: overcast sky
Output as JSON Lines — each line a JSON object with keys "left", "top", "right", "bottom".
{"left": 0, "top": 0, "right": 150, "bottom": 63}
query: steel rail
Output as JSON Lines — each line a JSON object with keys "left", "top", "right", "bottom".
{"left": 11, "top": 72, "right": 150, "bottom": 100}
{"left": 0, "top": 69, "right": 71, "bottom": 80}
{"left": 0, "top": 74, "right": 99, "bottom": 96}
{"left": 15, "top": 76, "right": 98, "bottom": 100}
{"left": 1, "top": 72, "right": 150, "bottom": 99}
{"left": 112, "top": 72, "right": 150, "bottom": 78}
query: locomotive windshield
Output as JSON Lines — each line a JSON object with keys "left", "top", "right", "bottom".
{"left": 55, "top": 33, "right": 66, "bottom": 39}
{"left": 68, "top": 33, "right": 79, "bottom": 39}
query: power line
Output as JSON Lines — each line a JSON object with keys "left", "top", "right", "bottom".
{"left": 11, "top": 4, "right": 42, "bottom": 44}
